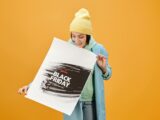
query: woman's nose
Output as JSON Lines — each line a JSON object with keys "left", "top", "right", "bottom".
{"left": 74, "top": 38, "right": 80, "bottom": 44}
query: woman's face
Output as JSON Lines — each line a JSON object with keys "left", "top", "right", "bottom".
{"left": 71, "top": 32, "right": 87, "bottom": 48}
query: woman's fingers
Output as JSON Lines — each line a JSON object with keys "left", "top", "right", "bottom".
{"left": 24, "top": 86, "right": 29, "bottom": 94}
{"left": 18, "top": 88, "right": 23, "bottom": 94}
{"left": 18, "top": 86, "right": 28, "bottom": 95}
{"left": 97, "top": 54, "right": 106, "bottom": 61}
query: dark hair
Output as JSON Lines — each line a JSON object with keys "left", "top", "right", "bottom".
{"left": 71, "top": 33, "right": 91, "bottom": 45}
{"left": 86, "top": 34, "right": 91, "bottom": 44}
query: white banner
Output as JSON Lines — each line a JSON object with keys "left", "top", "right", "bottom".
{"left": 25, "top": 37, "right": 97, "bottom": 115}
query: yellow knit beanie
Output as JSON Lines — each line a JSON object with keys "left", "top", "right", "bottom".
{"left": 69, "top": 8, "right": 92, "bottom": 35}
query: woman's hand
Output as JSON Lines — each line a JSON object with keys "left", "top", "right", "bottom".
{"left": 96, "top": 54, "right": 107, "bottom": 74}
{"left": 18, "top": 85, "right": 29, "bottom": 95}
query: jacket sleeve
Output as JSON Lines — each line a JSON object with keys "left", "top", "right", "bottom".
{"left": 100, "top": 45, "right": 112, "bottom": 80}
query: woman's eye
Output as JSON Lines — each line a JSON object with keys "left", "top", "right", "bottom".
{"left": 79, "top": 36, "right": 84, "bottom": 39}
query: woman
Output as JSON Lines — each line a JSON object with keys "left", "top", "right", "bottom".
{"left": 18, "top": 8, "right": 112, "bottom": 120}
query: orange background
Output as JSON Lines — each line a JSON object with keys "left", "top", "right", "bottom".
{"left": 0, "top": 0, "right": 160, "bottom": 120}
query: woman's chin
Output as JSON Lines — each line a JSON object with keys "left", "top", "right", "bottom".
{"left": 73, "top": 42, "right": 86, "bottom": 48}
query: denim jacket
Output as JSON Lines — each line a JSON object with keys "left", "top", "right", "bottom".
{"left": 63, "top": 41, "right": 112, "bottom": 120}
